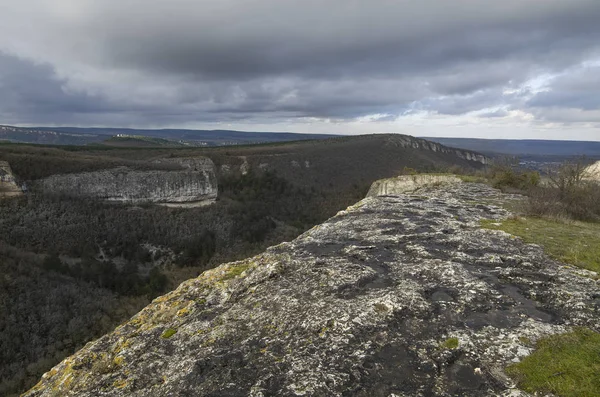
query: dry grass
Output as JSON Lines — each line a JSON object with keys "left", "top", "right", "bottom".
{"left": 481, "top": 216, "right": 600, "bottom": 273}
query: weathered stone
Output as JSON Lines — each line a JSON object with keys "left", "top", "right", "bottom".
{"left": 0, "top": 160, "right": 23, "bottom": 198}
{"left": 367, "top": 174, "right": 463, "bottom": 197}
{"left": 25, "top": 182, "right": 599, "bottom": 396}
{"left": 36, "top": 157, "right": 217, "bottom": 205}
{"left": 383, "top": 135, "right": 488, "bottom": 165}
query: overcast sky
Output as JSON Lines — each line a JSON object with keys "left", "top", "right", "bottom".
{"left": 1, "top": 0, "right": 599, "bottom": 140}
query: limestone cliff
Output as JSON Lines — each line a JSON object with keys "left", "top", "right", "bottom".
{"left": 0, "top": 161, "right": 23, "bottom": 198}
{"left": 367, "top": 174, "right": 463, "bottom": 197}
{"left": 384, "top": 135, "right": 488, "bottom": 165}
{"left": 25, "top": 180, "right": 599, "bottom": 396}
{"left": 36, "top": 157, "right": 217, "bottom": 205}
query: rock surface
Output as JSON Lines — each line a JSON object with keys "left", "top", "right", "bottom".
{"left": 0, "top": 160, "right": 23, "bottom": 198}
{"left": 384, "top": 135, "right": 488, "bottom": 165}
{"left": 25, "top": 182, "right": 599, "bottom": 396}
{"left": 36, "top": 157, "right": 217, "bottom": 205}
{"left": 367, "top": 174, "right": 463, "bottom": 197}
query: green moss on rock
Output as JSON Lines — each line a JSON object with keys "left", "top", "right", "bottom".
{"left": 440, "top": 337, "right": 459, "bottom": 350}
{"left": 161, "top": 328, "right": 177, "bottom": 339}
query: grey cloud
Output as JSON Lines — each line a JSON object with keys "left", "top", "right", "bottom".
{"left": 529, "top": 108, "right": 600, "bottom": 124}
{"left": 85, "top": 1, "right": 600, "bottom": 83}
{"left": 527, "top": 66, "right": 600, "bottom": 110}
{"left": 479, "top": 109, "right": 510, "bottom": 118}
{"left": 524, "top": 65, "right": 600, "bottom": 125}
{"left": 421, "top": 89, "right": 519, "bottom": 116}
{"left": 0, "top": 1, "right": 599, "bottom": 129}
{"left": 0, "top": 52, "right": 115, "bottom": 124}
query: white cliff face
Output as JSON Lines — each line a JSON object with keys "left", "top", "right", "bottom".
{"left": 385, "top": 135, "right": 489, "bottom": 165}
{"left": 584, "top": 161, "right": 600, "bottom": 181}
{"left": 37, "top": 157, "right": 218, "bottom": 205}
{"left": 367, "top": 174, "right": 463, "bottom": 197}
{"left": 0, "top": 161, "right": 23, "bottom": 198}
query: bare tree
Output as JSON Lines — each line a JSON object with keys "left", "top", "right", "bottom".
{"left": 546, "top": 157, "right": 590, "bottom": 199}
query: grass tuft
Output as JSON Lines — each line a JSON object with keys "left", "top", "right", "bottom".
{"left": 506, "top": 328, "right": 600, "bottom": 397}
{"left": 440, "top": 337, "right": 459, "bottom": 350}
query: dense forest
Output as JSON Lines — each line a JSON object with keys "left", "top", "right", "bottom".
{"left": 0, "top": 167, "right": 367, "bottom": 396}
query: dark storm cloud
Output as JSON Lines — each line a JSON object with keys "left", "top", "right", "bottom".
{"left": 0, "top": 52, "right": 114, "bottom": 124}
{"left": 94, "top": 1, "right": 600, "bottom": 80}
{"left": 0, "top": 0, "right": 600, "bottom": 128}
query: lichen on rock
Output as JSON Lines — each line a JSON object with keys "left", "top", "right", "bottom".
{"left": 24, "top": 182, "right": 599, "bottom": 396}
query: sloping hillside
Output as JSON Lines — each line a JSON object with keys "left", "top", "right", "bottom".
{"left": 205, "top": 134, "right": 487, "bottom": 190}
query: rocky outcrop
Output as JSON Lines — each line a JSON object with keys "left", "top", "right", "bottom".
{"left": 584, "top": 160, "right": 600, "bottom": 181}
{"left": 367, "top": 174, "right": 463, "bottom": 197}
{"left": 0, "top": 161, "right": 23, "bottom": 198}
{"left": 25, "top": 182, "right": 599, "bottom": 396}
{"left": 384, "top": 135, "right": 489, "bottom": 165}
{"left": 36, "top": 157, "right": 217, "bottom": 205}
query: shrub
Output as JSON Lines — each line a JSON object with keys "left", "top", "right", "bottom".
{"left": 487, "top": 158, "right": 540, "bottom": 192}
{"left": 528, "top": 159, "right": 600, "bottom": 222}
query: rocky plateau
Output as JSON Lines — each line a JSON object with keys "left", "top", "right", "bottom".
{"left": 25, "top": 178, "right": 599, "bottom": 396}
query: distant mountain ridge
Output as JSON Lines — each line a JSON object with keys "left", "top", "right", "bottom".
{"left": 423, "top": 137, "right": 600, "bottom": 157}
{"left": 0, "top": 125, "right": 339, "bottom": 146}
{"left": 0, "top": 125, "right": 105, "bottom": 145}
{"left": 3, "top": 125, "right": 597, "bottom": 156}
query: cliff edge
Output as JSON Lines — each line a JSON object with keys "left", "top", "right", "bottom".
{"left": 366, "top": 174, "right": 463, "bottom": 197}
{"left": 25, "top": 181, "right": 599, "bottom": 396}
{"left": 36, "top": 157, "right": 217, "bottom": 206}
